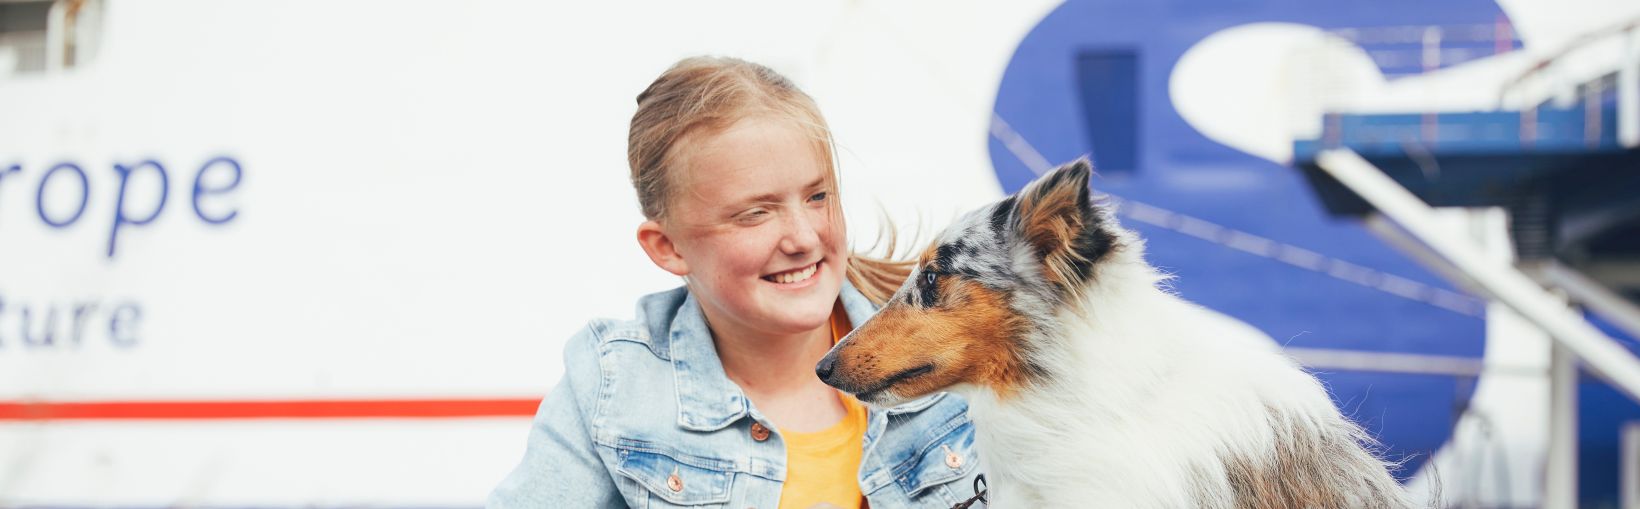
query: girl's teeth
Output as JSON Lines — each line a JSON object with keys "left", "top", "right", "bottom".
{"left": 771, "top": 263, "right": 817, "bottom": 284}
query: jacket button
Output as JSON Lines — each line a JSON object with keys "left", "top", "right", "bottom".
{"left": 667, "top": 473, "right": 684, "bottom": 492}
{"left": 750, "top": 422, "right": 771, "bottom": 442}
{"left": 943, "top": 446, "right": 963, "bottom": 469}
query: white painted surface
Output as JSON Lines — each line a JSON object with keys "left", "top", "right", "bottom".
{"left": 0, "top": 1, "right": 1059, "bottom": 504}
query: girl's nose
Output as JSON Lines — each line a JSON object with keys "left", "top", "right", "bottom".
{"left": 778, "top": 210, "right": 824, "bottom": 255}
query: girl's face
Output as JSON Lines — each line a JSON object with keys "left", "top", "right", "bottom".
{"left": 640, "top": 116, "right": 848, "bottom": 339}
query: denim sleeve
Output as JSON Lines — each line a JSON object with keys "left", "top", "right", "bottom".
{"left": 488, "top": 327, "right": 624, "bottom": 509}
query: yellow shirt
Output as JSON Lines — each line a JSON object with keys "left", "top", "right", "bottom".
{"left": 777, "top": 302, "right": 868, "bottom": 509}
{"left": 777, "top": 393, "right": 868, "bottom": 509}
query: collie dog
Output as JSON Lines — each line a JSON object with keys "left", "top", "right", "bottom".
{"left": 816, "top": 160, "right": 1417, "bottom": 508}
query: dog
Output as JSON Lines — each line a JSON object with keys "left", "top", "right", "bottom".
{"left": 816, "top": 160, "right": 1418, "bottom": 508}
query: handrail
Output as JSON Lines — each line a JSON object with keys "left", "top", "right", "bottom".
{"left": 1315, "top": 149, "right": 1640, "bottom": 403}
{"left": 1499, "top": 15, "right": 1640, "bottom": 106}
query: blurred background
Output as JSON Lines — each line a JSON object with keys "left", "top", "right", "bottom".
{"left": 2, "top": 0, "right": 1640, "bottom": 507}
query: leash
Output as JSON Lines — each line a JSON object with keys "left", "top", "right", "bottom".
{"left": 950, "top": 474, "right": 988, "bottom": 509}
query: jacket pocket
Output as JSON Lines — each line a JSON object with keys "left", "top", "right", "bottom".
{"left": 614, "top": 446, "right": 734, "bottom": 507}
{"left": 892, "top": 420, "right": 979, "bottom": 502}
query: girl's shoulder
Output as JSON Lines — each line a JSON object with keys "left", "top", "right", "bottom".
{"left": 563, "top": 285, "right": 689, "bottom": 363}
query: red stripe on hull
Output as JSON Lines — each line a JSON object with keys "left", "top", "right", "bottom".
{"left": 0, "top": 398, "right": 542, "bottom": 420}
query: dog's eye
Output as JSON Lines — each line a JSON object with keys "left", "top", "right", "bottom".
{"left": 919, "top": 270, "right": 940, "bottom": 306}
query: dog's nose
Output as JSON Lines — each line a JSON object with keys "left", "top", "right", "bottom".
{"left": 815, "top": 352, "right": 837, "bottom": 382}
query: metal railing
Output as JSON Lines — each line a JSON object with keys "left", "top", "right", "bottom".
{"left": 1497, "top": 15, "right": 1640, "bottom": 148}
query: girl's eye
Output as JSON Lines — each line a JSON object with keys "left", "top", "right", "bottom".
{"left": 737, "top": 209, "right": 769, "bottom": 222}
{"left": 808, "top": 191, "right": 828, "bottom": 203}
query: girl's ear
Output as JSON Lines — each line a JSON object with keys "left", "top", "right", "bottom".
{"left": 637, "top": 220, "right": 690, "bottom": 276}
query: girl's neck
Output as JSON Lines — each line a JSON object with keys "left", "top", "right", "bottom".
{"left": 705, "top": 308, "right": 850, "bottom": 433}
{"left": 711, "top": 318, "right": 835, "bottom": 395}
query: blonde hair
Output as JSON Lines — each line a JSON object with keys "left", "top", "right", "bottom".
{"left": 628, "top": 56, "right": 913, "bottom": 305}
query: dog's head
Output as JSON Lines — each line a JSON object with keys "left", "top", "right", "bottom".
{"left": 818, "top": 159, "right": 1120, "bottom": 406}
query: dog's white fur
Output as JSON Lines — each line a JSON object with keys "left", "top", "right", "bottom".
{"left": 952, "top": 227, "right": 1416, "bottom": 508}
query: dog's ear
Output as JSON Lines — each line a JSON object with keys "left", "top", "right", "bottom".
{"left": 1007, "top": 159, "right": 1112, "bottom": 289}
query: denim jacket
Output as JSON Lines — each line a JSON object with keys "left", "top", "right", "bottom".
{"left": 489, "top": 282, "right": 982, "bottom": 508}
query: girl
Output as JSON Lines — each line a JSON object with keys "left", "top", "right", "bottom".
{"left": 490, "top": 57, "right": 981, "bottom": 509}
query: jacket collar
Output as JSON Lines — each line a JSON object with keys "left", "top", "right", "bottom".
{"left": 670, "top": 280, "right": 882, "bottom": 431}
